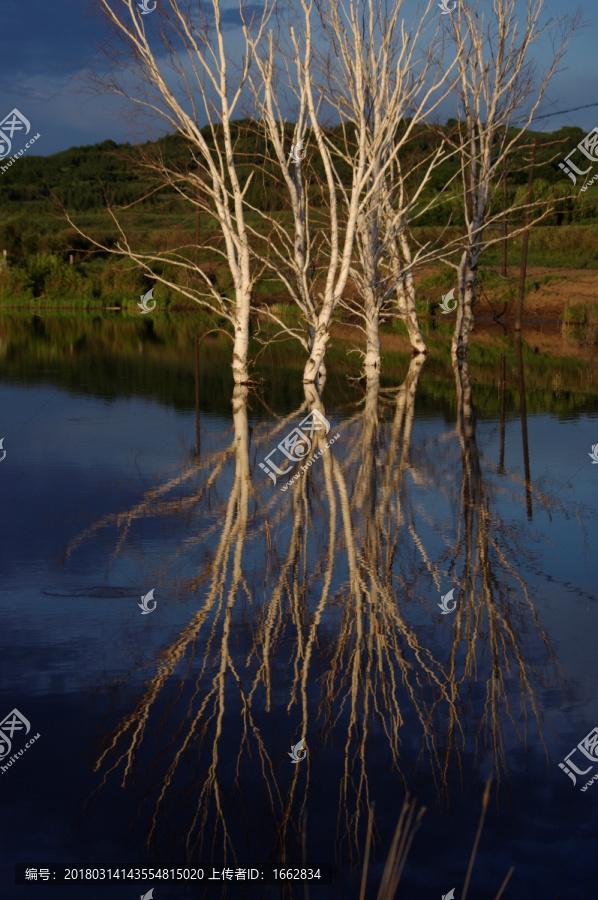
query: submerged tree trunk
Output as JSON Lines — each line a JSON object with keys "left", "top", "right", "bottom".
{"left": 364, "top": 287, "right": 382, "bottom": 370}
{"left": 452, "top": 230, "right": 482, "bottom": 358}
{"left": 304, "top": 321, "right": 330, "bottom": 387}
{"left": 393, "top": 231, "right": 427, "bottom": 355}
{"left": 396, "top": 273, "right": 427, "bottom": 355}
{"left": 231, "top": 287, "right": 251, "bottom": 385}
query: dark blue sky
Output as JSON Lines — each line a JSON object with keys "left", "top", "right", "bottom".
{"left": 1, "top": 0, "right": 596, "bottom": 157}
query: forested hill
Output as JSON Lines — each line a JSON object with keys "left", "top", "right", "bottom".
{"left": 0, "top": 119, "right": 594, "bottom": 257}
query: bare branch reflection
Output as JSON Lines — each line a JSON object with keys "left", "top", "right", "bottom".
{"left": 68, "top": 354, "right": 572, "bottom": 888}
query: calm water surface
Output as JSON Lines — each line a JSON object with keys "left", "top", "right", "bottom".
{"left": 1, "top": 313, "right": 597, "bottom": 899}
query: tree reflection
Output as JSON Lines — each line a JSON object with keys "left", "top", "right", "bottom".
{"left": 447, "top": 356, "right": 559, "bottom": 787}
{"left": 68, "top": 352, "right": 569, "bottom": 892}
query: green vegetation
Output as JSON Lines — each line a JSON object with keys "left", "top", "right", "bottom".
{"left": 562, "top": 302, "right": 598, "bottom": 324}
{"left": 0, "top": 121, "right": 597, "bottom": 308}
{"left": 561, "top": 301, "right": 598, "bottom": 346}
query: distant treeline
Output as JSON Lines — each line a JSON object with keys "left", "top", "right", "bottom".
{"left": 0, "top": 119, "right": 596, "bottom": 262}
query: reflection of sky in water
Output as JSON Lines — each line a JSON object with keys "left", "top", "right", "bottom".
{"left": 0, "top": 349, "right": 597, "bottom": 899}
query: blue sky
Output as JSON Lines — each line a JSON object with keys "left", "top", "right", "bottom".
{"left": 1, "top": 0, "right": 596, "bottom": 157}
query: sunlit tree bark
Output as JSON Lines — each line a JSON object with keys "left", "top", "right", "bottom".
{"left": 65, "top": 0, "right": 280, "bottom": 384}
{"left": 315, "top": 0, "right": 458, "bottom": 367}
{"left": 246, "top": 0, "right": 372, "bottom": 386}
{"left": 246, "top": 0, "right": 454, "bottom": 383}
{"left": 445, "top": 0, "right": 577, "bottom": 357}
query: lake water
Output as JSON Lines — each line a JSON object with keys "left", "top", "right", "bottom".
{"left": 1, "top": 312, "right": 597, "bottom": 899}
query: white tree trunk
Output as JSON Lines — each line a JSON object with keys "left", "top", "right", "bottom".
{"left": 232, "top": 301, "right": 251, "bottom": 385}
{"left": 364, "top": 293, "right": 382, "bottom": 370}
{"left": 304, "top": 323, "right": 329, "bottom": 386}
{"left": 396, "top": 273, "right": 427, "bottom": 355}
{"left": 85, "top": 0, "right": 274, "bottom": 387}
{"left": 394, "top": 231, "right": 427, "bottom": 355}
{"left": 452, "top": 230, "right": 482, "bottom": 357}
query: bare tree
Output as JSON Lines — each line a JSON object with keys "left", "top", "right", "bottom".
{"left": 245, "top": 23, "right": 325, "bottom": 383}
{"left": 245, "top": 0, "right": 375, "bottom": 387}
{"left": 65, "top": 0, "right": 279, "bottom": 385}
{"left": 246, "top": 0, "right": 451, "bottom": 384}
{"left": 316, "top": 0, "right": 459, "bottom": 367}
{"left": 445, "top": 0, "right": 578, "bottom": 357}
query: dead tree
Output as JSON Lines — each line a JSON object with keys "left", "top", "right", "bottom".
{"left": 65, "top": 0, "right": 277, "bottom": 385}
{"left": 446, "top": 0, "right": 577, "bottom": 357}
{"left": 316, "top": 0, "right": 459, "bottom": 366}
{"left": 246, "top": 0, "right": 454, "bottom": 383}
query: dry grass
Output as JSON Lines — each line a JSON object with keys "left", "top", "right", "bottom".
{"left": 359, "top": 779, "right": 514, "bottom": 900}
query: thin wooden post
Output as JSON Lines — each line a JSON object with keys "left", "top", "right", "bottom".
{"left": 194, "top": 336, "right": 201, "bottom": 459}
{"left": 69, "top": 254, "right": 74, "bottom": 265}
{"left": 516, "top": 140, "right": 537, "bottom": 332}
{"left": 501, "top": 169, "right": 508, "bottom": 277}
{"left": 516, "top": 336, "right": 532, "bottom": 520}
{"left": 499, "top": 353, "right": 506, "bottom": 473}
{"left": 195, "top": 183, "right": 201, "bottom": 267}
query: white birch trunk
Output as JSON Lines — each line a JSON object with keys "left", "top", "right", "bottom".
{"left": 232, "top": 299, "right": 251, "bottom": 385}
{"left": 452, "top": 235, "right": 482, "bottom": 358}
{"left": 304, "top": 322, "right": 330, "bottom": 385}
{"left": 394, "top": 232, "right": 427, "bottom": 355}
{"left": 84, "top": 0, "right": 278, "bottom": 386}
{"left": 364, "top": 288, "right": 382, "bottom": 370}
